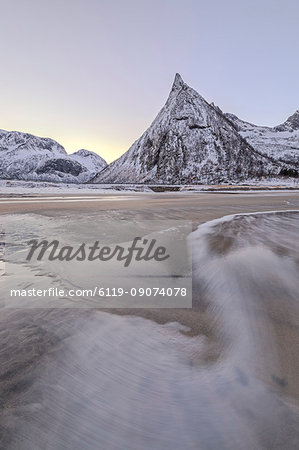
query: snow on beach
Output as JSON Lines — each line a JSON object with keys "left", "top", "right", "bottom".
{"left": 0, "top": 180, "right": 153, "bottom": 195}
{"left": 0, "top": 179, "right": 299, "bottom": 196}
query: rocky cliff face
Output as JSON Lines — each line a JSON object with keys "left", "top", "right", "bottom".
{"left": 0, "top": 129, "right": 107, "bottom": 183}
{"left": 91, "top": 74, "right": 285, "bottom": 184}
{"left": 225, "top": 111, "right": 299, "bottom": 167}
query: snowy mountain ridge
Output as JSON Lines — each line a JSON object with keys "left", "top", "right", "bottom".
{"left": 224, "top": 112, "right": 299, "bottom": 166}
{"left": 91, "top": 74, "right": 290, "bottom": 184}
{"left": 1, "top": 74, "right": 298, "bottom": 185}
{"left": 0, "top": 129, "right": 107, "bottom": 183}
{"left": 275, "top": 110, "right": 299, "bottom": 132}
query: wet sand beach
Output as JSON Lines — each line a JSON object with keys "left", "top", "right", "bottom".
{"left": 1, "top": 190, "right": 299, "bottom": 220}
{"left": 1, "top": 191, "right": 299, "bottom": 449}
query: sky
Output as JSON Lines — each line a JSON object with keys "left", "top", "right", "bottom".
{"left": 0, "top": 0, "right": 298, "bottom": 163}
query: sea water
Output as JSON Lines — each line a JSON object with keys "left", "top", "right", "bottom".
{"left": 1, "top": 211, "right": 299, "bottom": 449}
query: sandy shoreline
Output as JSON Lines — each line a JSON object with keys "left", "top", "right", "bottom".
{"left": 1, "top": 192, "right": 299, "bottom": 448}
{"left": 1, "top": 190, "right": 299, "bottom": 220}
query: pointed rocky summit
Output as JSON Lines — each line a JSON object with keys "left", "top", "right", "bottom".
{"left": 91, "top": 74, "right": 285, "bottom": 184}
{"left": 171, "top": 73, "right": 185, "bottom": 91}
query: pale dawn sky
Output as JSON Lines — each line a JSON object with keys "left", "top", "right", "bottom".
{"left": 0, "top": 0, "right": 298, "bottom": 162}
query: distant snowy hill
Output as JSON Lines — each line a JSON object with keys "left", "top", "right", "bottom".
{"left": 69, "top": 149, "right": 107, "bottom": 173}
{"left": 91, "top": 74, "right": 290, "bottom": 185}
{"left": 0, "top": 129, "right": 107, "bottom": 183}
{"left": 225, "top": 111, "right": 299, "bottom": 166}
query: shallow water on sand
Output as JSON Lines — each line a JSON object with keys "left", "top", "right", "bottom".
{"left": 1, "top": 211, "right": 299, "bottom": 449}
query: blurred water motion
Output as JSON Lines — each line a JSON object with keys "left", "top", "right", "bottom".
{"left": 1, "top": 211, "right": 299, "bottom": 449}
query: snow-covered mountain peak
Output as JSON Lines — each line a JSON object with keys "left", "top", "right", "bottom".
{"left": 167, "top": 73, "right": 208, "bottom": 113}
{"left": 171, "top": 73, "right": 185, "bottom": 91}
{"left": 162, "top": 74, "right": 214, "bottom": 132}
{"left": 91, "top": 74, "right": 284, "bottom": 184}
{"left": 0, "top": 129, "right": 107, "bottom": 183}
{"left": 69, "top": 149, "right": 107, "bottom": 173}
{"left": 72, "top": 149, "right": 92, "bottom": 156}
{"left": 0, "top": 128, "right": 66, "bottom": 156}
{"left": 275, "top": 110, "right": 299, "bottom": 132}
